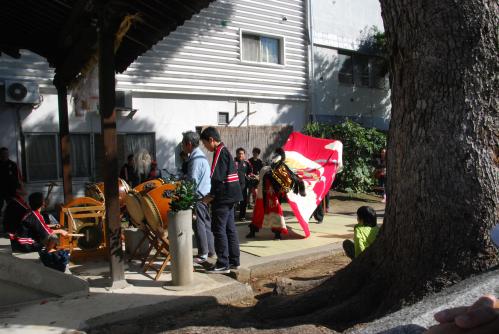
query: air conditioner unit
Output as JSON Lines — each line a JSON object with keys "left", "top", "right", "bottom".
{"left": 115, "top": 90, "right": 133, "bottom": 110}
{"left": 5, "top": 80, "right": 40, "bottom": 104}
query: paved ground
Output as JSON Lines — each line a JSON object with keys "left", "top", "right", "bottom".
{"left": 0, "top": 191, "right": 385, "bottom": 334}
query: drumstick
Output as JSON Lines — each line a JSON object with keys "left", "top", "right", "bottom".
{"left": 66, "top": 233, "right": 85, "bottom": 237}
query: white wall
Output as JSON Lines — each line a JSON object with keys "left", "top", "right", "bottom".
{"left": 312, "top": 0, "right": 384, "bottom": 49}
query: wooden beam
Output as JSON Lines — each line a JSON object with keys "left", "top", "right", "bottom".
{"left": 56, "top": 85, "right": 74, "bottom": 204}
{"left": 98, "top": 6, "right": 126, "bottom": 287}
{"left": 57, "top": 0, "right": 93, "bottom": 50}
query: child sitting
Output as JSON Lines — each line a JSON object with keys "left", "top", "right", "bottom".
{"left": 39, "top": 235, "right": 70, "bottom": 272}
{"left": 343, "top": 206, "right": 379, "bottom": 259}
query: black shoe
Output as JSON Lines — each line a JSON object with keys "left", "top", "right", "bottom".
{"left": 317, "top": 220, "right": 323, "bottom": 224}
{"left": 246, "top": 224, "right": 258, "bottom": 238}
{"left": 273, "top": 231, "right": 282, "bottom": 240}
{"left": 239, "top": 217, "right": 246, "bottom": 222}
{"left": 206, "top": 265, "right": 230, "bottom": 274}
{"left": 229, "top": 264, "right": 240, "bottom": 270}
{"left": 193, "top": 255, "right": 208, "bottom": 264}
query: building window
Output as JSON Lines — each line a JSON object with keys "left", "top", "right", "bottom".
{"left": 70, "top": 134, "right": 92, "bottom": 177}
{"left": 218, "top": 112, "right": 229, "bottom": 125}
{"left": 241, "top": 32, "right": 283, "bottom": 64}
{"left": 94, "top": 133, "right": 156, "bottom": 181}
{"left": 23, "top": 132, "right": 156, "bottom": 182}
{"left": 25, "top": 134, "right": 59, "bottom": 181}
{"left": 370, "top": 57, "right": 389, "bottom": 89}
{"left": 338, "top": 52, "right": 354, "bottom": 85}
{"left": 338, "top": 51, "right": 388, "bottom": 89}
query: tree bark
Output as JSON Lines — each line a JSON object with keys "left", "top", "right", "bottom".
{"left": 257, "top": 0, "right": 499, "bottom": 327}
{"left": 273, "top": 277, "right": 329, "bottom": 296}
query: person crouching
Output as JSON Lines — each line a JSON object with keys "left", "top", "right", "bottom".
{"left": 343, "top": 206, "right": 379, "bottom": 259}
{"left": 39, "top": 234, "right": 70, "bottom": 272}
{"left": 10, "top": 192, "right": 67, "bottom": 252}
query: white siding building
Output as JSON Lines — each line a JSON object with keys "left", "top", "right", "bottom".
{"left": 0, "top": 0, "right": 387, "bottom": 203}
{"left": 0, "top": 0, "right": 309, "bottom": 202}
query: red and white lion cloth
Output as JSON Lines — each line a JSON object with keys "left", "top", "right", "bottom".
{"left": 251, "top": 132, "right": 343, "bottom": 238}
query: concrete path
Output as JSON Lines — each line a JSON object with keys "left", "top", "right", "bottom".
{"left": 0, "top": 209, "right": 357, "bottom": 334}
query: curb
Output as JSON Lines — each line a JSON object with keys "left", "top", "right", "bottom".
{"left": 235, "top": 242, "right": 345, "bottom": 283}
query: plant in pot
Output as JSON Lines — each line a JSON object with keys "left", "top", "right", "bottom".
{"left": 169, "top": 180, "right": 198, "bottom": 213}
{"left": 168, "top": 180, "right": 198, "bottom": 286}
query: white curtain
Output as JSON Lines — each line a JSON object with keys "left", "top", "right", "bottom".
{"left": 242, "top": 34, "right": 260, "bottom": 62}
{"left": 70, "top": 134, "right": 91, "bottom": 177}
{"left": 261, "top": 37, "right": 279, "bottom": 64}
{"left": 26, "top": 134, "right": 58, "bottom": 181}
{"left": 125, "top": 134, "right": 155, "bottom": 160}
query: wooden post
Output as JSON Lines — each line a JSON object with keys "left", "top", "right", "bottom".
{"left": 98, "top": 7, "right": 126, "bottom": 287}
{"left": 56, "top": 84, "right": 74, "bottom": 204}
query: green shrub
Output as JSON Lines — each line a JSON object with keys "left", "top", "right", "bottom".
{"left": 169, "top": 180, "right": 198, "bottom": 212}
{"left": 302, "top": 120, "right": 386, "bottom": 193}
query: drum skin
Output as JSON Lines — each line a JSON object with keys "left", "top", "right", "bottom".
{"left": 133, "top": 178, "right": 165, "bottom": 194}
{"left": 141, "top": 183, "right": 176, "bottom": 231}
{"left": 85, "top": 178, "right": 130, "bottom": 208}
{"left": 125, "top": 191, "right": 145, "bottom": 226}
{"left": 126, "top": 179, "right": 164, "bottom": 226}
{"left": 77, "top": 223, "right": 103, "bottom": 250}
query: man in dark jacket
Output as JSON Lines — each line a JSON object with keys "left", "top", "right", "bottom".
{"left": 3, "top": 193, "right": 29, "bottom": 237}
{"left": 200, "top": 127, "right": 242, "bottom": 274}
{"left": 120, "top": 154, "right": 139, "bottom": 187}
{"left": 234, "top": 147, "right": 252, "bottom": 222}
{"left": 0, "top": 147, "right": 23, "bottom": 215}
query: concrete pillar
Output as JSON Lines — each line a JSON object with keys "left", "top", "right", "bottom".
{"left": 168, "top": 209, "right": 193, "bottom": 286}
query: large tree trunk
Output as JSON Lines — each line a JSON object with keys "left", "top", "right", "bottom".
{"left": 257, "top": 0, "right": 498, "bottom": 328}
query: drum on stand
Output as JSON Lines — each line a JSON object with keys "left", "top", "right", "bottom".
{"left": 85, "top": 178, "right": 130, "bottom": 209}
{"left": 141, "top": 183, "right": 177, "bottom": 232}
{"left": 126, "top": 191, "right": 145, "bottom": 228}
{"left": 125, "top": 179, "right": 165, "bottom": 227}
{"left": 133, "top": 178, "right": 165, "bottom": 194}
{"left": 76, "top": 222, "right": 103, "bottom": 250}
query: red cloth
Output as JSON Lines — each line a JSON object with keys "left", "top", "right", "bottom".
{"left": 283, "top": 132, "right": 343, "bottom": 238}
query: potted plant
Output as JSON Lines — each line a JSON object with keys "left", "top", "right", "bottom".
{"left": 167, "top": 180, "right": 198, "bottom": 286}
{"left": 169, "top": 180, "right": 198, "bottom": 213}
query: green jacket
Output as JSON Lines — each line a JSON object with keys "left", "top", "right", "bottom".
{"left": 354, "top": 225, "right": 379, "bottom": 257}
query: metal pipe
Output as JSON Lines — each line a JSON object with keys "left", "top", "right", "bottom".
{"left": 305, "top": 0, "right": 315, "bottom": 122}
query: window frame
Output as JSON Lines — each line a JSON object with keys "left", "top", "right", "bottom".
{"left": 23, "top": 132, "right": 60, "bottom": 183}
{"left": 23, "top": 132, "right": 156, "bottom": 182}
{"left": 218, "top": 112, "right": 229, "bottom": 125}
{"left": 337, "top": 50, "right": 388, "bottom": 90}
{"left": 69, "top": 133, "right": 93, "bottom": 179}
{"left": 239, "top": 29, "right": 286, "bottom": 67}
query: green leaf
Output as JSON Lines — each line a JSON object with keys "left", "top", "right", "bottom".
{"left": 169, "top": 180, "right": 199, "bottom": 212}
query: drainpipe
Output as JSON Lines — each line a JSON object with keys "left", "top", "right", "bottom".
{"left": 305, "top": 0, "right": 315, "bottom": 122}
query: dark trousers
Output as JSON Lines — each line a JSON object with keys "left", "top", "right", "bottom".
{"left": 211, "top": 203, "right": 240, "bottom": 268}
{"left": 0, "top": 196, "right": 6, "bottom": 216}
{"left": 238, "top": 185, "right": 248, "bottom": 220}
{"left": 343, "top": 239, "right": 355, "bottom": 260}
{"left": 313, "top": 202, "right": 324, "bottom": 222}
{"left": 193, "top": 201, "right": 215, "bottom": 257}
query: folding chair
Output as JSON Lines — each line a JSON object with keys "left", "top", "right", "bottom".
{"left": 141, "top": 220, "right": 171, "bottom": 280}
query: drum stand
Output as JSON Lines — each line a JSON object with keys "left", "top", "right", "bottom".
{"left": 59, "top": 197, "right": 108, "bottom": 262}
